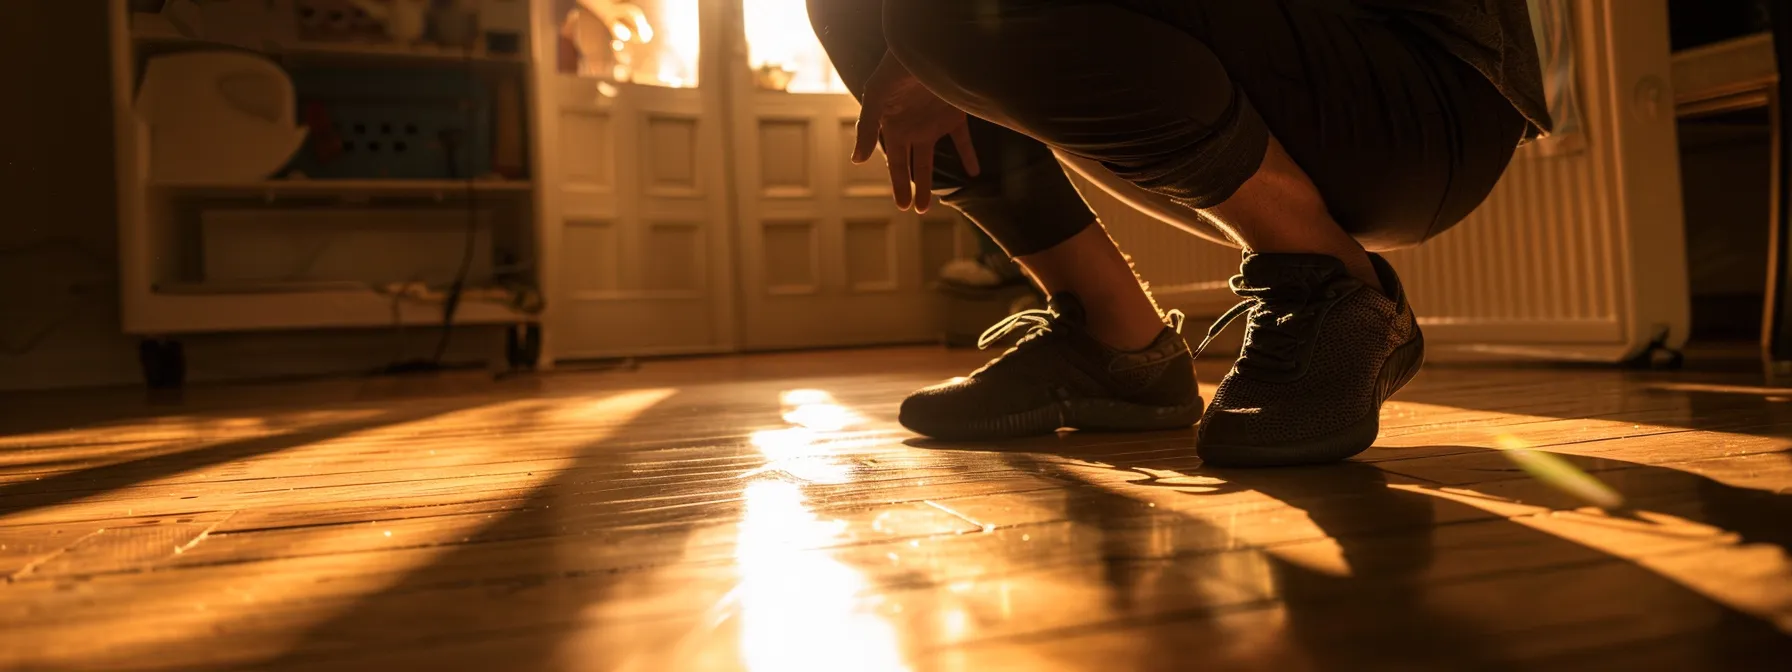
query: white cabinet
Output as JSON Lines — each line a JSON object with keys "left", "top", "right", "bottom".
{"left": 108, "top": 0, "right": 548, "bottom": 384}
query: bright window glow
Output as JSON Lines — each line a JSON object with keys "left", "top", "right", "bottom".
{"left": 559, "top": 0, "right": 701, "bottom": 88}
{"left": 742, "top": 0, "right": 849, "bottom": 93}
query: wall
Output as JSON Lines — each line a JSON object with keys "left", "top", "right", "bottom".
{"left": 0, "top": 1, "right": 499, "bottom": 391}
{"left": 0, "top": 0, "right": 139, "bottom": 390}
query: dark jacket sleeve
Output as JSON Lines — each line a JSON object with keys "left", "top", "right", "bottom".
{"left": 806, "top": 0, "right": 888, "bottom": 96}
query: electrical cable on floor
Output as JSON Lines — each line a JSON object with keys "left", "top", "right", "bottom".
{"left": 431, "top": 146, "right": 479, "bottom": 365}
{"left": 432, "top": 37, "right": 482, "bottom": 366}
{"left": 384, "top": 37, "right": 480, "bottom": 374}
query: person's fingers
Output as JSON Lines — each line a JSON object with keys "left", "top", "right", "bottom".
{"left": 852, "top": 100, "right": 883, "bottom": 164}
{"left": 950, "top": 124, "right": 980, "bottom": 178}
{"left": 886, "top": 141, "right": 913, "bottom": 210}
{"left": 913, "top": 144, "right": 935, "bottom": 213}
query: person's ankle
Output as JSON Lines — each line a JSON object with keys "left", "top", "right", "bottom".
{"left": 1085, "top": 308, "right": 1167, "bottom": 351}
{"left": 1253, "top": 245, "right": 1384, "bottom": 295}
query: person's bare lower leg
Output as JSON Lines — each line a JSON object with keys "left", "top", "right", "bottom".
{"left": 1007, "top": 134, "right": 1374, "bottom": 352}
{"left": 1202, "top": 135, "right": 1383, "bottom": 292}
{"left": 1015, "top": 223, "right": 1167, "bottom": 350}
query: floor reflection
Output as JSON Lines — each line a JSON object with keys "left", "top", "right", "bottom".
{"left": 735, "top": 389, "right": 909, "bottom": 672}
{"left": 959, "top": 436, "right": 1792, "bottom": 668}
{"left": 990, "top": 451, "right": 1468, "bottom": 668}
{"left": 736, "top": 479, "right": 908, "bottom": 672}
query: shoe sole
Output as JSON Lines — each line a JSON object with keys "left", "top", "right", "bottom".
{"left": 902, "top": 396, "right": 1205, "bottom": 442}
{"left": 1198, "top": 327, "right": 1426, "bottom": 468}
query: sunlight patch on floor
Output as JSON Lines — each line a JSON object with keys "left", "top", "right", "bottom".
{"left": 731, "top": 389, "right": 909, "bottom": 671}
{"left": 0, "top": 389, "right": 676, "bottom": 671}
{"left": 0, "top": 410, "right": 379, "bottom": 480}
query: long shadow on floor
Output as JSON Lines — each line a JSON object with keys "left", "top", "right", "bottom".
{"left": 255, "top": 389, "right": 743, "bottom": 670}
{"left": 959, "top": 436, "right": 1792, "bottom": 669}
{"left": 0, "top": 400, "right": 489, "bottom": 519}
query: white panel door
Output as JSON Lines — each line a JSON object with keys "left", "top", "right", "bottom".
{"left": 531, "top": 0, "right": 736, "bottom": 361}
{"left": 726, "top": 2, "right": 948, "bottom": 350}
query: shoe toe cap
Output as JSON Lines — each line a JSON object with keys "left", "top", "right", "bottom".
{"left": 898, "top": 379, "right": 978, "bottom": 433}
{"left": 1196, "top": 405, "right": 1379, "bottom": 468}
{"left": 898, "top": 377, "right": 1051, "bottom": 437}
{"left": 1196, "top": 407, "right": 1263, "bottom": 448}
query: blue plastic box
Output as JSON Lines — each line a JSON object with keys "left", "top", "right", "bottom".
{"left": 284, "top": 67, "right": 493, "bottom": 180}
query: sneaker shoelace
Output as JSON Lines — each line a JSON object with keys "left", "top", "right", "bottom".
{"left": 1195, "top": 275, "right": 1333, "bottom": 373}
{"left": 977, "top": 307, "right": 1187, "bottom": 351}
{"left": 977, "top": 308, "right": 1055, "bottom": 350}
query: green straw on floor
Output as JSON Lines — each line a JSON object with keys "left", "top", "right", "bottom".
{"left": 1494, "top": 434, "right": 1625, "bottom": 510}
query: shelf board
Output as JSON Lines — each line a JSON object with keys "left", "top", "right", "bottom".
{"left": 282, "top": 40, "right": 525, "bottom": 66}
{"left": 130, "top": 17, "right": 525, "bottom": 66}
{"left": 152, "top": 179, "right": 533, "bottom": 198}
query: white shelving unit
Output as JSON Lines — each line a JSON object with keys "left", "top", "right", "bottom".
{"left": 107, "top": 0, "right": 547, "bottom": 386}
{"left": 133, "top": 34, "right": 529, "bottom": 66}
{"left": 127, "top": 6, "right": 528, "bottom": 65}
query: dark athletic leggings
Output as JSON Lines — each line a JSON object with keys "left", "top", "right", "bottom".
{"left": 808, "top": 0, "right": 1529, "bottom": 254}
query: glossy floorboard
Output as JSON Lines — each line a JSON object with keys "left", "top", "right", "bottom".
{"left": 1, "top": 347, "right": 1790, "bottom": 670}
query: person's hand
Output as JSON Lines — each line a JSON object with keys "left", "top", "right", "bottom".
{"left": 853, "top": 51, "right": 979, "bottom": 213}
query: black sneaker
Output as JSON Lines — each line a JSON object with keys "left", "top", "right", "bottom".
{"left": 900, "top": 294, "right": 1203, "bottom": 440}
{"left": 1194, "top": 253, "right": 1424, "bottom": 467}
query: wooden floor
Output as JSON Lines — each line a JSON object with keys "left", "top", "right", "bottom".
{"left": 2, "top": 347, "right": 1791, "bottom": 671}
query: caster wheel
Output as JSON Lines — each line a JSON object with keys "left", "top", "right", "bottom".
{"left": 1648, "top": 347, "right": 1685, "bottom": 371}
{"left": 1625, "top": 345, "right": 1684, "bottom": 371}
{"left": 505, "top": 324, "right": 541, "bottom": 370}
{"left": 139, "top": 338, "right": 186, "bottom": 389}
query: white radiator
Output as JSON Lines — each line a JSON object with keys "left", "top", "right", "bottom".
{"left": 1089, "top": 0, "right": 1688, "bottom": 363}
